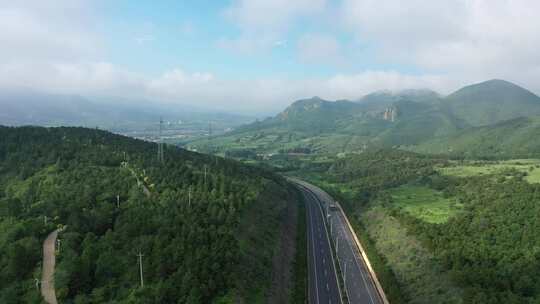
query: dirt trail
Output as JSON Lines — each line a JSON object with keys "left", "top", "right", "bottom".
{"left": 41, "top": 229, "right": 59, "bottom": 304}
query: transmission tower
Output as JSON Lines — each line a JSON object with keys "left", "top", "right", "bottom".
{"left": 158, "top": 117, "right": 164, "bottom": 163}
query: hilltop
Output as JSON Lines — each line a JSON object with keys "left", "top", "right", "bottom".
{"left": 443, "top": 79, "right": 540, "bottom": 126}
{"left": 0, "top": 126, "right": 300, "bottom": 303}
{"left": 411, "top": 116, "right": 540, "bottom": 158}
{"left": 189, "top": 79, "right": 540, "bottom": 158}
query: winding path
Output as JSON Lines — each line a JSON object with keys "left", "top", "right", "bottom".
{"left": 41, "top": 229, "right": 59, "bottom": 304}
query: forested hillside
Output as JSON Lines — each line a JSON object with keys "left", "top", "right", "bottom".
{"left": 190, "top": 79, "right": 540, "bottom": 158}
{"left": 0, "top": 126, "right": 299, "bottom": 303}
{"left": 444, "top": 79, "right": 540, "bottom": 127}
{"left": 411, "top": 116, "right": 540, "bottom": 158}
{"left": 291, "top": 150, "right": 540, "bottom": 303}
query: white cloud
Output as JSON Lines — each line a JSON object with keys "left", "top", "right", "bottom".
{"left": 297, "top": 33, "right": 343, "bottom": 65}
{"left": 224, "top": 0, "right": 326, "bottom": 32}
{"left": 0, "top": 57, "right": 459, "bottom": 114}
{"left": 322, "top": 71, "right": 458, "bottom": 100}
{"left": 219, "top": 0, "right": 327, "bottom": 54}
{"left": 339, "top": 0, "right": 540, "bottom": 90}
{"left": 216, "top": 35, "right": 279, "bottom": 55}
{"left": 0, "top": 62, "right": 143, "bottom": 95}
{"left": 1, "top": 0, "right": 540, "bottom": 115}
{"left": 144, "top": 69, "right": 456, "bottom": 113}
{"left": 147, "top": 69, "right": 214, "bottom": 96}
{"left": 0, "top": 1, "right": 101, "bottom": 63}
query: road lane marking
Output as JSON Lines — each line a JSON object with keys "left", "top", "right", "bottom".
{"left": 337, "top": 216, "right": 377, "bottom": 304}
{"left": 294, "top": 181, "right": 344, "bottom": 304}
{"left": 310, "top": 188, "right": 344, "bottom": 304}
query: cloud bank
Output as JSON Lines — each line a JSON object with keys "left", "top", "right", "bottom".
{"left": 1, "top": 0, "right": 540, "bottom": 114}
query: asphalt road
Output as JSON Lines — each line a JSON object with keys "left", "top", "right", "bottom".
{"left": 293, "top": 179, "right": 383, "bottom": 304}
{"left": 296, "top": 181, "right": 343, "bottom": 304}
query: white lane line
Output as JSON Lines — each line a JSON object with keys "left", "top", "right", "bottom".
{"left": 296, "top": 182, "right": 344, "bottom": 304}
{"left": 337, "top": 214, "right": 377, "bottom": 304}
{"left": 310, "top": 189, "right": 344, "bottom": 304}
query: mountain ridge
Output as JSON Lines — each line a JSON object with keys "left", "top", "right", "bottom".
{"left": 190, "top": 79, "right": 540, "bottom": 157}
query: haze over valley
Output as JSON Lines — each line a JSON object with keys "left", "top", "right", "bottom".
{"left": 2, "top": 1, "right": 540, "bottom": 304}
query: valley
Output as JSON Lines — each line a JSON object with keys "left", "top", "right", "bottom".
{"left": 3, "top": 2, "right": 540, "bottom": 303}
{"left": 2, "top": 80, "right": 540, "bottom": 304}
{"left": 189, "top": 78, "right": 540, "bottom": 303}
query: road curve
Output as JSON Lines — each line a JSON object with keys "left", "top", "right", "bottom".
{"left": 292, "top": 179, "right": 343, "bottom": 304}
{"left": 41, "top": 229, "right": 59, "bottom": 304}
{"left": 291, "top": 178, "right": 385, "bottom": 304}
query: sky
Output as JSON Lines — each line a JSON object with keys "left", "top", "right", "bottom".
{"left": 1, "top": 0, "right": 540, "bottom": 114}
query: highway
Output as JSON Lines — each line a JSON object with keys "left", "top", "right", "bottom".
{"left": 296, "top": 180, "right": 343, "bottom": 304}
{"left": 292, "top": 178, "right": 384, "bottom": 304}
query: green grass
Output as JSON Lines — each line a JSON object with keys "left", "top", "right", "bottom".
{"left": 389, "top": 185, "right": 461, "bottom": 224}
{"left": 438, "top": 159, "right": 540, "bottom": 183}
{"left": 361, "top": 206, "right": 463, "bottom": 303}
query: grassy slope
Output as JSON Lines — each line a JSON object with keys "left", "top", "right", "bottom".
{"left": 361, "top": 206, "right": 463, "bottom": 304}
{"left": 437, "top": 159, "right": 540, "bottom": 183}
{"left": 310, "top": 184, "right": 409, "bottom": 304}
{"left": 388, "top": 185, "right": 462, "bottom": 224}
{"left": 444, "top": 79, "right": 540, "bottom": 127}
{"left": 410, "top": 116, "right": 540, "bottom": 158}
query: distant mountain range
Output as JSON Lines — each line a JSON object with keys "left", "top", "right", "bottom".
{"left": 0, "top": 89, "right": 253, "bottom": 132}
{"left": 191, "top": 79, "right": 540, "bottom": 158}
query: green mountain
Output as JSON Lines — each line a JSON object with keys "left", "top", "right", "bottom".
{"left": 358, "top": 89, "right": 442, "bottom": 108}
{"left": 192, "top": 94, "right": 462, "bottom": 154}
{"left": 411, "top": 116, "right": 540, "bottom": 158}
{"left": 0, "top": 126, "right": 299, "bottom": 303}
{"left": 374, "top": 100, "right": 465, "bottom": 146}
{"left": 262, "top": 97, "right": 366, "bottom": 133}
{"left": 443, "top": 79, "right": 540, "bottom": 126}
{"left": 190, "top": 79, "right": 540, "bottom": 157}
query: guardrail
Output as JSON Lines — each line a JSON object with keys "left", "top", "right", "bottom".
{"left": 334, "top": 201, "right": 390, "bottom": 304}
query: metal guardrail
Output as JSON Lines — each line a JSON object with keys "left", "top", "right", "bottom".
{"left": 333, "top": 201, "right": 390, "bottom": 304}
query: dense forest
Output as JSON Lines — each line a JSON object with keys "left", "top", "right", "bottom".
{"left": 0, "top": 126, "right": 300, "bottom": 303}
{"left": 297, "top": 150, "right": 540, "bottom": 303}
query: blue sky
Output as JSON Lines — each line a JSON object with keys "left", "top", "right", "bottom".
{"left": 101, "top": 0, "right": 360, "bottom": 79}
{"left": 1, "top": 0, "right": 540, "bottom": 114}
